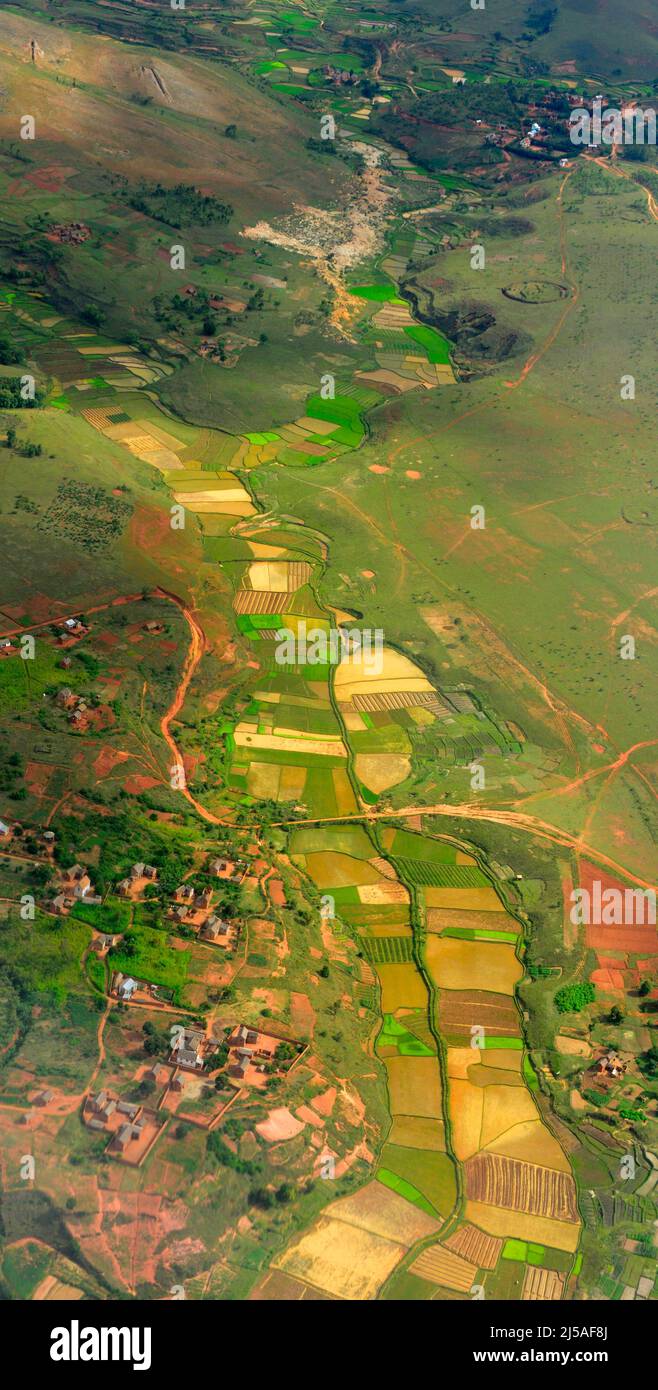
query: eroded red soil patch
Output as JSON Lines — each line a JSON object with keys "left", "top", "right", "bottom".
{"left": 93, "top": 747, "right": 129, "bottom": 779}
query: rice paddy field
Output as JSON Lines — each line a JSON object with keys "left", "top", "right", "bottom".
{"left": 1, "top": 0, "right": 658, "bottom": 1310}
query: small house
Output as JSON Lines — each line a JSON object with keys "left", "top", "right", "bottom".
{"left": 173, "top": 1029, "right": 204, "bottom": 1070}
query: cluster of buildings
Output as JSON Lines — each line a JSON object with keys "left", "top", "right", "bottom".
{"left": 56, "top": 616, "right": 90, "bottom": 647}
{"left": 171, "top": 1027, "right": 207, "bottom": 1072}
{"left": 38, "top": 845, "right": 244, "bottom": 965}
{"left": 83, "top": 1089, "right": 160, "bottom": 1163}
{"left": 48, "top": 864, "right": 101, "bottom": 916}
{"left": 1, "top": 616, "right": 89, "bottom": 677}
{"left": 56, "top": 685, "right": 95, "bottom": 731}
{"left": 208, "top": 854, "right": 246, "bottom": 882}
{"left": 322, "top": 64, "right": 360, "bottom": 87}
{"left": 168, "top": 881, "right": 237, "bottom": 948}
{"left": 49, "top": 221, "right": 90, "bottom": 245}
{"left": 117, "top": 863, "right": 159, "bottom": 898}
{"left": 223, "top": 1024, "right": 303, "bottom": 1088}
{"left": 0, "top": 822, "right": 55, "bottom": 849}
{"left": 595, "top": 1052, "right": 628, "bottom": 1081}
{"left": 181, "top": 283, "right": 247, "bottom": 314}
{"left": 168, "top": 1022, "right": 304, "bottom": 1091}
{"left": 111, "top": 972, "right": 172, "bottom": 1007}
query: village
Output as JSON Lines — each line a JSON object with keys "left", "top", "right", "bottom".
{"left": 74, "top": 1020, "right": 307, "bottom": 1166}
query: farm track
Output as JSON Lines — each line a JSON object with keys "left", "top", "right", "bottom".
{"left": 587, "top": 152, "right": 658, "bottom": 221}
{"left": 270, "top": 801, "right": 656, "bottom": 892}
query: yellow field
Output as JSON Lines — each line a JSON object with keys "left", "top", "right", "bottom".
{"left": 426, "top": 908, "right": 517, "bottom": 934}
{"left": 424, "top": 887, "right": 507, "bottom": 912}
{"left": 426, "top": 938, "right": 521, "bottom": 993}
{"left": 234, "top": 729, "right": 347, "bottom": 757}
{"left": 334, "top": 645, "right": 434, "bottom": 704}
{"left": 279, "top": 765, "right": 307, "bottom": 800}
{"left": 247, "top": 762, "right": 281, "bottom": 798}
{"left": 479, "top": 1085, "right": 537, "bottom": 1149}
{"left": 355, "top": 752, "right": 411, "bottom": 792}
{"left": 470, "top": 1064, "right": 524, "bottom": 1088}
{"left": 449, "top": 1079, "right": 484, "bottom": 1159}
{"left": 387, "top": 1115, "right": 446, "bottom": 1151}
{"left": 447, "top": 1046, "right": 482, "bottom": 1081}
{"left": 523, "top": 1266, "right": 566, "bottom": 1300}
{"left": 408, "top": 1243, "right": 477, "bottom": 1292}
{"left": 328, "top": 1181, "right": 441, "bottom": 1244}
{"left": 274, "top": 1216, "right": 404, "bottom": 1300}
{"left": 377, "top": 964, "right": 429, "bottom": 1012}
{"left": 355, "top": 368, "right": 420, "bottom": 393}
{"left": 304, "top": 852, "right": 381, "bottom": 889}
{"left": 486, "top": 1119, "right": 572, "bottom": 1172}
{"left": 465, "top": 1200, "right": 580, "bottom": 1253}
{"left": 481, "top": 1049, "right": 525, "bottom": 1072}
{"left": 175, "top": 488, "right": 250, "bottom": 504}
{"left": 386, "top": 1055, "right": 443, "bottom": 1118}
{"left": 358, "top": 882, "right": 410, "bottom": 905}
{"left": 247, "top": 560, "right": 312, "bottom": 591}
{"left": 332, "top": 766, "right": 358, "bottom": 814}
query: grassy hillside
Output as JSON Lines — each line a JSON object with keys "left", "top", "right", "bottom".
{"left": 0, "top": 9, "right": 352, "bottom": 223}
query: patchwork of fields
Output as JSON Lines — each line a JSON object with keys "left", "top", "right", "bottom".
{"left": 1, "top": 0, "right": 658, "bottom": 1308}
{"left": 261, "top": 823, "right": 580, "bottom": 1299}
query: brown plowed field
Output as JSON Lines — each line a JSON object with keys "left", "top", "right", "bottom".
{"left": 444, "top": 1222, "right": 502, "bottom": 1270}
{"left": 353, "top": 689, "right": 441, "bottom": 713}
{"left": 408, "top": 1242, "right": 477, "bottom": 1292}
{"left": 439, "top": 990, "right": 520, "bottom": 1038}
{"left": 522, "top": 1265, "right": 566, "bottom": 1300}
{"left": 427, "top": 908, "right": 519, "bottom": 935}
{"left": 465, "top": 1153, "right": 578, "bottom": 1223}
{"left": 233, "top": 590, "right": 284, "bottom": 614}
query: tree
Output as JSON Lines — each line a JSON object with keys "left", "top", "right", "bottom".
{"left": 554, "top": 982, "right": 596, "bottom": 1014}
{"left": 224, "top": 124, "right": 237, "bottom": 138}
{"left": 0, "top": 333, "right": 23, "bottom": 365}
{"left": 608, "top": 1005, "right": 624, "bottom": 1025}
{"left": 249, "top": 1185, "right": 274, "bottom": 1209}
{"left": 639, "top": 979, "right": 652, "bottom": 997}
{"left": 84, "top": 305, "right": 104, "bottom": 330}
{"left": 639, "top": 1043, "right": 658, "bottom": 1079}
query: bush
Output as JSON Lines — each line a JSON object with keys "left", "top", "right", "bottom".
{"left": 554, "top": 982, "right": 595, "bottom": 1014}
